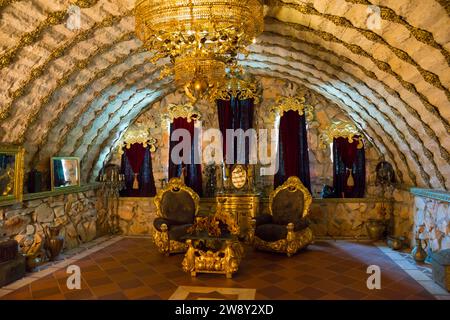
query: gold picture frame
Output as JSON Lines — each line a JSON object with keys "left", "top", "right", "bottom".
{"left": 50, "top": 157, "right": 81, "bottom": 191}
{"left": 0, "top": 145, "right": 24, "bottom": 204}
{"left": 231, "top": 164, "right": 247, "bottom": 190}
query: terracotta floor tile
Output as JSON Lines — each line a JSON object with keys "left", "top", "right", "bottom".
{"left": 64, "top": 289, "right": 94, "bottom": 300}
{"left": 1, "top": 238, "right": 436, "bottom": 301}
{"left": 295, "top": 286, "right": 327, "bottom": 299}
{"left": 258, "top": 285, "right": 288, "bottom": 299}
{"left": 89, "top": 283, "right": 122, "bottom": 297}
{"left": 334, "top": 287, "right": 368, "bottom": 300}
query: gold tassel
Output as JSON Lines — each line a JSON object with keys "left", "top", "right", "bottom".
{"left": 347, "top": 170, "right": 354, "bottom": 187}
{"left": 133, "top": 173, "right": 139, "bottom": 189}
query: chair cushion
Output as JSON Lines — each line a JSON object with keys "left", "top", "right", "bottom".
{"left": 255, "top": 214, "right": 273, "bottom": 226}
{"left": 153, "top": 217, "right": 172, "bottom": 232}
{"left": 255, "top": 223, "right": 287, "bottom": 242}
{"left": 169, "top": 224, "right": 193, "bottom": 241}
{"left": 160, "top": 189, "right": 195, "bottom": 224}
{"left": 271, "top": 188, "right": 304, "bottom": 225}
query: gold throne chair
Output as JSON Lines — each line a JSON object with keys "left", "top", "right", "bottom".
{"left": 152, "top": 178, "right": 200, "bottom": 255}
{"left": 250, "top": 176, "right": 314, "bottom": 257}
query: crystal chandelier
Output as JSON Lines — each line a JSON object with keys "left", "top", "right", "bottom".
{"left": 135, "top": 0, "right": 264, "bottom": 101}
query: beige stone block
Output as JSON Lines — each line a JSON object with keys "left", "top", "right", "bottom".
{"left": 35, "top": 204, "right": 54, "bottom": 223}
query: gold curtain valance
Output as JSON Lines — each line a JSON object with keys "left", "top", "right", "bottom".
{"left": 210, "top": 76, "right": 260, "bottom": 104}
{"left": 270, "top": 96, "right": 314, "bottom": 122}
{"left": 319, "top": 121, "right": 364, "bottom": 149}
{"left": 118, "top": 128, "right": 157, "bottom": 156}
{"left": 161, "top": 103, "right": 202, "bottom": 124}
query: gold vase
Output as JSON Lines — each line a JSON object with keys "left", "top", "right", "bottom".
{"left": 366, "top": 219, "right": 385, "bottom": 241}
{"left": 44, "top": 226, "right": 64, "bottom": 261}
{"left": 411, "top": 238, "right": 427, "bottom": 262}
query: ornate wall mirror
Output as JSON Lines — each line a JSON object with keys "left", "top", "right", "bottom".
{"left": 0, "top": 145, "right": 24, "bottom": 203}
{"left": 51, "top": 157, "right": 81, "bottom": 190}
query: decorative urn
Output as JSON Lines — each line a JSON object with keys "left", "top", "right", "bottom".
{"left": 43, "top": 225, "right": 64, "bottom": 261}
{"left": 365, "top": 219, "right": 385, "bottom": 241}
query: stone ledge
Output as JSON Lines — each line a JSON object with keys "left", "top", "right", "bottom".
{"left": 410, "top": 188, "right": 450, "bottom": 203}
{"left": 0, "top": 183, "right": 101, "bottom": 208}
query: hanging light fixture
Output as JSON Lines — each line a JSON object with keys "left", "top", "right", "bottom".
{"left": 135, "top": 0, "right": 264, "bottom": 102}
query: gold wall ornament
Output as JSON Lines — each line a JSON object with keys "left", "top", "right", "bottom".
{"left": 270, "top": 95, "right": 314, "bottom": 122}
{"left": 319, "top": 121, "right": 364, "bottom": 149}
{"left": 161, "top": 103, "right": 202, "bottom": 125}
{"left": 118, "top": 124, "right": 158, "bottom": 156}
{"left": 210, "top": 69, "right": 260, "bottom": 104}
{"left": 0, "top": 145, "right": 24, "bottom": 204}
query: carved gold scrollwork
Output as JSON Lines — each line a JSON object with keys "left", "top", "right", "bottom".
{"left": 152, "top": 178, "right": 200, "bottom": 255}
{"left": 319, "top": 121, "right": 364, "bottom": 149}
{"left": 210, "top": 75, "right": 260, "bottom": 104}
{"left": 270, "top": 95, "right": 314, "bottom": 122}
{"left": 118, "top": 125, "right": 157, "bottom": 156}
{"left": 161, "top": 103, "right": 202, "bottom": 125}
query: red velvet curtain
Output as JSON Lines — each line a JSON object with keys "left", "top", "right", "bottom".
{"left": 333, "top": 136, "right": 365, "bottom": 198}
{"left": 121, "top": 144, "right": 156, "bottom": 197}
{"left": 124, "top": 143, "right": 146, "bottom": 189}
{"left": 169, "top": 117, "right": 203, "bottom": 196}
{"left": 274, "top": 110, "right": 311, "bottom": 190}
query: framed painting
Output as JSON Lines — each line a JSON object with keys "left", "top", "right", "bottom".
{"left": 0, "top": 145, "right": 24, "bottom": 203}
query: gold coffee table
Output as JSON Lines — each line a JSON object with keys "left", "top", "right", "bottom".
{"left": 181, "top": 233, "right": 244, "bottom": 279}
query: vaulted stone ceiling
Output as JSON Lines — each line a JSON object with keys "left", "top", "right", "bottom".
{"left": 0, "top": 0, "right": 449, "bottom": 190}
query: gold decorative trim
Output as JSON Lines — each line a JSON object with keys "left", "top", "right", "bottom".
{"left": 210, "top": 74, "right": 260, "bottom": 104}
{"left": 251, "top": 176, "right": 314, "bottom": 256}
{"left": 87, "top": 90, "right": 174, "bottom": 180}
{"left": 118, "top": 124, "right": 157, "bottom": 156}
{"left": 182, "top": 239, "right": 244, "bottom": 278}
{"left": 269, "top": 176, "right": 312, "bottom": 219}
{"left": 0, "top": 144, "right": 24, "bottom": 203}
{"left": 266, "top": 18, "right": 450, "bottom": 131}
{"left": 1, "top": 13, "right": 133, "bottom": 121}
{"left": 270, "top": 95, "right": 314, "bottom": 122}
{"left": 253, "top": 226, "right": 314, "bottom": 257}
{"left": 28, "top": 45, "right": 149, "bottom": 168}
{"left": 161, "top": 103, "right": 202, "bottom": 125}
{"left": 152, "top": 178, "right": 200, "bottom": 255}
{"left": 256, "top": 32, "right": 447, "bottom": 186}
{"left": 319, "top": 121, "right": 364, "bottom": 149}
{"left": 276, "top": 1, "right": 450, "bottom": 93}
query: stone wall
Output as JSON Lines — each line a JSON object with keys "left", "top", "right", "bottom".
{"left": 0, "top": 189, "right": 100, "bottom": 253}
{"left": 117, "top": 198, "right": 156, "bottom": 235}
{"left": 110, "top": 77, "right": 382, "bottom": 199}
{"left": 117, "top": 196, "right": 408, "bottom": 240}
{"left": 413, "top": 192, "right": 450, "bottom": 251}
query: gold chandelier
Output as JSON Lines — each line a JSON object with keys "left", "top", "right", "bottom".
{"left": 135, "top": 0, "right": 264, "bottom": 101}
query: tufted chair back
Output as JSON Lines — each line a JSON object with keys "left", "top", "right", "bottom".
{"left": 155, "top": 178, "right": 199, "bottom": 225}
{"left": 269, "top": 176, "right": 312, "bottom": 225}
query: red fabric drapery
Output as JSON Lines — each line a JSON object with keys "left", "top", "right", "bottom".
{"left": 169, "top": 117, "right": 203, "bottom": 195}
{"left": 279, "top": 110, "right": 301, "bottom": 178}
{"left": 274, "top": 110, "right": 311, "bottom": 190}
{"left": 333, "top": 136, "right": 365, "bottom": 198}
{"left": 124, "top": 143, "right": 146, "bottom": 189}
{"left": 336, "top": 137, "right": 359, "bottom": 169}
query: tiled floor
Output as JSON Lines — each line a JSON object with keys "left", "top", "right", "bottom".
{"left": 0, "top": 237, "right": 443, "bottom": 300}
